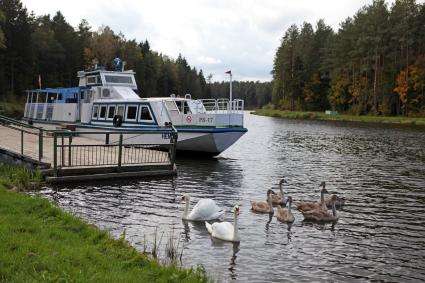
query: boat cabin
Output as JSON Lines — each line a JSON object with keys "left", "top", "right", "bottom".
{"left": 24, "top": 67, "right": 244, "bottom": 129}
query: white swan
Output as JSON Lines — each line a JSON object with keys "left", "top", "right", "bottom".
{"left": 181, "top": 195, "right": 224, "bottom": 221}
{"left": 205, "top": 205, "right": 240, "bottom": 242}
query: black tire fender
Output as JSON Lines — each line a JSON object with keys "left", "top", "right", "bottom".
{"left": 112, "top": 115, "right": 123, "bottom": 127}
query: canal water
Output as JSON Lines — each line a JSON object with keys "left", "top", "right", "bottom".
{"left": 40, "top": 112, "right": 425, "bottom": 282}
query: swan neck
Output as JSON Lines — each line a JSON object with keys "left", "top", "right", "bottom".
{"left": 267, "top": 195, "right": 273, "bottom": 212}
{"left": 320, "top": 189, "right": 325, "bottom": 203}
{"left": 279, "top": 182, "right": 284, "bottom": 196}
{"left": 183, "top": 198, "right": 190, "bottom": 219}
{"left": 332, "top": 201, "right": 337, "bottom": 217}
{"left": 233, "top": 212, "right": 239, "bottom": 241}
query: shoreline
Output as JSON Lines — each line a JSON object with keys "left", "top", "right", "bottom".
{"left": 252, "top": 109, "right": 425, "bottom": 126}
{"left": 0, "top": 165, "right": 208, "bottom": 282}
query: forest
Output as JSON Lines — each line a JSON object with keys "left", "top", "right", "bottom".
{"left": 0, "top": 0, "right": 269, "bottom": 111}
{"left": 3, "top": 0, "right": 422, "bottom": 116}
{"left": 272, "top": 0, "right": 425, "bottom": 116}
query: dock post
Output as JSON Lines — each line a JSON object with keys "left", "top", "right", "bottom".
{"left": 61, "top": 135, "right": 64, "bottom": 167}
{"left": 105, "top": 133, "right": 109, "bottom": 145}
{"left": 20, "top": 130, "right": 24, "bottom": 155}
{"left": 53, "top": 133, "right": 57, "bottom": 176}
{"left": 68, "top": 135, "right": 72, "bottom": 167}
{"left": 170, "top": 132, "right": 177, "bottom": 170}
{"left": 117, "top": 134, "right": 123, "bottom": 171}
{"left": 39, "top": 129, "right": 43, "bottom": 161}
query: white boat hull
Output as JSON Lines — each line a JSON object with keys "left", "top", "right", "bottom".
{"left": 30, "top": 120, "right": 246, "bottom": 156}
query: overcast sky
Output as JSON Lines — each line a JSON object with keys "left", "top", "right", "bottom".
{"left": 22, "top": 0, "right": 387, "bottom": 81}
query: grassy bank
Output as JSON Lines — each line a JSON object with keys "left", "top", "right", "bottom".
{"left": 0, "top": 165, "right": 208, "bottom": 282}
{"left": 252, "top": 109, "right": 425, "bottom": 126}
{"left": 0, "top": 165, "right": 42, "bottom": 191}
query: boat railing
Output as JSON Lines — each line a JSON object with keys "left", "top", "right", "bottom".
{"left": 198, "top": 98, "right": 244, "bottom": 114}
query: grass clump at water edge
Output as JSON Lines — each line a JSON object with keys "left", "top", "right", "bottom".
{"left": 0, "top": 165, "right": 210, "bottom": 282}
{"left": 0, "top": 164, "right": 42, "bottom": 191}
{"left": 252, "top": 109, "right": 425, "bottom": 126}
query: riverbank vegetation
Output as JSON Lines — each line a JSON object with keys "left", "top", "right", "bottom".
{"left": 272, "top": 0, "right": 425, "bottom": 117}
{"left": 0, "top": 164, "right": 42, "bottom": 191}
{"left": 253, "top": 109, "right": 425, "bottom": 125}
{"left": 0, "top": 165, "right": 209, "bottom": 282}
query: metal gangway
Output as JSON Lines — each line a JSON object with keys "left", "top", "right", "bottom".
{"left": 0, "top": 114, "right": 178, "bottom": 182}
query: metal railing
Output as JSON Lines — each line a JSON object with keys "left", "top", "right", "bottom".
{"left": 0, "top": 114, "right": 178, "bottom": 175}
{"left": 198, "top": 98, "right": 244, "bottom": 114}
{"left": 0, "top": 114, "right": 44, "bottom": 161}
{"left": 52, "top": 129, "right": 178, "bottom": 175}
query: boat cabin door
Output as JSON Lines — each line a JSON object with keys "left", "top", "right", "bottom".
{"left": 164, "top": 100, "right": 183, "bottom": 125}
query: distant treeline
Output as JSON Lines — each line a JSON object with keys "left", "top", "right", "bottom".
{"left": 272, "top": 0, "right": 425, "bottom": 116}
{"left": 208, "top": 81, "right": 272, "bottom": 109}
{"left": 0, "top": 0, "right": 269, "bottom": 109}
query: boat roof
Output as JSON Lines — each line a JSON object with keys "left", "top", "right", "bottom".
{"left": 26, "top": 87, "right": 86, "bottom": 94}
{"left": 77, "top": 69, "right": 135, "bottom": 77}
{"left": 92, "top": 97, "right": 197, "bottom": 103}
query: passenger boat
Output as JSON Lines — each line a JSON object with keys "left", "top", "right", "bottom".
{"left": 22, "top": 61, "right": 247, "bottom": 156}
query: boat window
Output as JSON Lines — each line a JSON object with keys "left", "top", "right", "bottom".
{"left": 31, "top": 93, "right": 37, "bottom": 103}
{"left": 126, "top": 105, "right": 138, "bottom": 121}
{"left": 39, "top": 92, "right": 47, "bottom": 103}
{"left": 47, "top": 93, "right": 56, "bottom": 103}
{"left": 139, "top": 105, "right": 153, "bottom": 121}
{"left": 107, "top": 105, "right": 116, "bottom": 119}
{"left": 99, "top": 105, "right": 107, "bottom": 119}
{"left": 65, "top": 94, "right": 77, "bottom": 103}
{"left": 87, "top": 76, "right": 96, "bottom": 84}
{"left": 117, "top": 105, "right": 125, "bottom": 117}
{"left": 165, "top": 101, "right": 179, "bottom": 112}
{"left": 183, "top": 101, "right": 191, "bottom": 114}
{"left": 86, "top": 75, "right": 100, "bottom": 85}
{"left": 92, "top": 105, "right": 99, "bottom": 119}
{"left": 57, "top": 93, "right": 63, "bottom": 101}
{"left": 104, "top": 75, "right": 133, "bottom": 84}
{"left": 175, "top": 101, "right": 182, "bottom": 112}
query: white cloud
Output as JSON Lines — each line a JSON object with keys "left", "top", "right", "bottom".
{"left": 196, "top": 56, "right": 222, "bottom": 65}
{"left": 21, "top": 0, "right": 381, "bottom": 82}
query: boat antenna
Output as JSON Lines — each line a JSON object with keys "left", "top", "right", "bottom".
{"left": 225, "top": 70, "right": 232, "bottom": 110}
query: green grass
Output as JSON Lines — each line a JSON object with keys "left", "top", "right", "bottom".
{"left": 0, "top": 165, "right": 42, "bottom": 191}
{"left": 252, "top": 109, "right": 425, "bottom": 126}
{"left": 0, "top": 166, "right": 209, "bottom": 282}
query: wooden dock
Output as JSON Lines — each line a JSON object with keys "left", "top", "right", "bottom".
{"left": 0, "top": 116, "right": 178, "bottom": 183}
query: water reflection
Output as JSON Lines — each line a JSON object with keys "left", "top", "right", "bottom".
{"left": 39, "top": 113, "right": 425, "bottom": 282}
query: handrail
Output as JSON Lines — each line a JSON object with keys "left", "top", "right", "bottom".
{"left": 0, "top": 114, "right": 43, "bottom": 130}
{"left": 0, "top": 114, "right": 44, "bottom": 160}
{"left": 197, "top": 98, "right": 244, "bottom": 113}
{"left": 51, "top": 125, "right": 178, "bottom": 176}
{"left": 0, "top": 115, "right": 178, "bottom": 171}
{"left": 52, "top": 128, "right": 177, "bottom": 136}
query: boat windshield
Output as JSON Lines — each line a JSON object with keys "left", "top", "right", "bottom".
{"left": 175, "top": 101, "right": 191, "bottom": 114}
